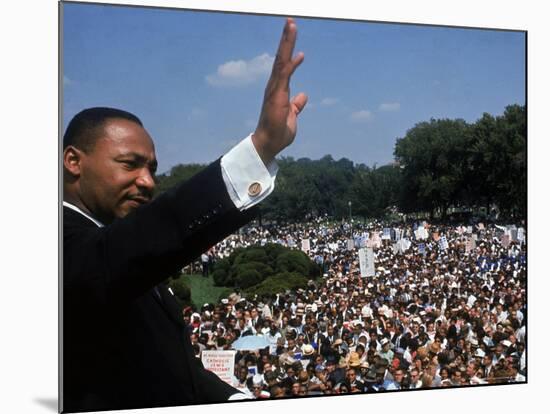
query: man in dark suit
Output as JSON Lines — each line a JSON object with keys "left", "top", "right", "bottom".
{"left": 62, "top": 18, "right": 307, "bottom": 413}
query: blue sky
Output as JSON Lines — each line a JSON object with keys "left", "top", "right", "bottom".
{"left": 62, "top": 2, "right": 525, "bottom": 174}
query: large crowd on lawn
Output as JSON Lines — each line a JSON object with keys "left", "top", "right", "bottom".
{"left": 181, "top": 218, "right": 527, "bottom": 398}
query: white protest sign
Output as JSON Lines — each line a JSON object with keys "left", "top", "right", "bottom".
{"left": 517, "top": 228, "right": 525, "bottom": 243}
{"left": 347, "top": 239, "right": 355, "bottom": 251}
{"left": 392, "top": 243, "right": 399, "bottom": 255}
{"left": 366, "top": 248, "right": 375, "bottom": 276}
{"left": 415, "top": 227, "right": 428, "bottom": 240}
{"left": 397, "top": 238, "right": 411, "bottom": 253}
{"left": 301, "top": 239, "right": 310, "bottom": 253}
{"left": 394, "top": 228, "right": 402, "bottom": 241}
{"left": 202, "top": 350, "right": 236, "bottom": 385}
{"left": 382, "top": 228, "right": 391, "bottom": 240}
{"left": 359, "top": 247, "right": 375, "bottom": 277}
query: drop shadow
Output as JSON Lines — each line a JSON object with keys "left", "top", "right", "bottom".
{"left": 34, "top": 397, "right": 58, "bottom": 412}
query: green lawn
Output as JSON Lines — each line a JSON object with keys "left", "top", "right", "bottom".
{"left": 182, "top": 274, "right": 233, "bottom": 308}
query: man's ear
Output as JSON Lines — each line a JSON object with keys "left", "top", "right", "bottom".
{"left": 63, "top": 145, "right": 83, "bottom": 177}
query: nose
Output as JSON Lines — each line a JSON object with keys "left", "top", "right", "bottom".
{"left": 136, "top": 167, "right": 155, "bottom": 192}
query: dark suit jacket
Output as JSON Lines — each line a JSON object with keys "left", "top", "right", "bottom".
{"left": 62, "top": 160, "right": 257, "bottom": 413}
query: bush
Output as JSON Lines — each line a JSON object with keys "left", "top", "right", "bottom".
{"left": 212, "top": 268, "right": 228, "bottom": 286}
{"left": 167, "top": 276, "right": 191, "bottom": 302}
{"left": 236, "top": 269, "right": 262, "bottom": 289}
{"left": 245, "top": 272, "right": 309, "bottom": 297}
{"left": 235, "top": 262, "right": 274, "bottom": 278}
{"left": 275, "top": 250, "right": 311, "bottom": 275}
{"left": 233, "top": 248, "right": 269, "bottom": 266}
{"left": 264, "top": 243, "right": 287, "bottom": 259}
{"left": 213, "top": 257, "right": 231, "bottom": 272}
{"left": 210, "top": 243, "right": 317, "bottom": 292}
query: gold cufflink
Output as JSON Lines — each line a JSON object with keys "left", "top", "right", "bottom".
{"left": 248, "top": 182, "right": 262, "bottom": 197}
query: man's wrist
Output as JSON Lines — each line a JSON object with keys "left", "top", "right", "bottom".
{"left": 251, "top": 131, "right": 276, "bottom": 166}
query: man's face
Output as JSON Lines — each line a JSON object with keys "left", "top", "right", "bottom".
{"left": 452, "top": 371, "right": 462, "bottom": 383}
{"left": 252, "top": 385, "right": 263, "bottom": 397}
{"left": 239, "top": 368, "right": 248, "bottom": 381}
{"left": 393, "top": 369, "right": 404, "bottom": 383}
{"left": 75, "top": 119, "right": 157, "bottom": 223}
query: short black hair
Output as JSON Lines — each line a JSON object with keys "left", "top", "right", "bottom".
{"left": 63, "top": 107, "right": 143, "bottom": 152}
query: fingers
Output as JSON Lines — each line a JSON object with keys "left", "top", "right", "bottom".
{"left": 276, "top": 18, "right": 297, "bottom": 64}
{"left": 269, "top": 18, "right": 303, "bottom": 90}
{"left": 291, "top": 92, "right": 308, "bottom": 116}
{"left": 288, "top": 51, "right": 305, "bottom": 78}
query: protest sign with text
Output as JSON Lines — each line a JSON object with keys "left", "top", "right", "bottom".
{"left": 201, "top": 350, "right": 236, "bottom": 385}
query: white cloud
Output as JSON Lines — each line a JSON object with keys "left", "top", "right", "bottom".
{"left": 206, "top": 53, "right": 274, "bottom": 87}
{"left": 379, "top": 102, "right": 400, "bottom": 112}
{"left": 320, "top": 97, "right": 339, "bottom": 106}
{"left": 350, "top": 109, "right": 373, "bottom": 122}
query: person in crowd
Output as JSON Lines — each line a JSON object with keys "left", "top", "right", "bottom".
{"left": 178, "top": 218, "right": 526, "bottom": 398}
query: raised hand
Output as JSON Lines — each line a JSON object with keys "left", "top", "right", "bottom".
{"left": 252, "top": 17, "right": 307, "bottom": 165}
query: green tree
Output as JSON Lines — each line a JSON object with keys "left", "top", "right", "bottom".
{"left": 154, "top": 164, "right": 206, "bottom": 196}
{"left": 464, "top": 105, "right": 526, "bottom": 218}
{"left": 394, "top": 118, "right": 469, "bottom": 218}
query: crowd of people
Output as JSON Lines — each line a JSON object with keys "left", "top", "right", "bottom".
{"left": 180, "top": 218, "right": 527, "bottom": 398}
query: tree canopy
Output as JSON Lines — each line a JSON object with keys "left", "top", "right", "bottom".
{"left": 154, "top": 104, "right": 526, "bottom": 221}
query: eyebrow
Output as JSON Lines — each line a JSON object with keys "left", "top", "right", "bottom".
{"left": 116, "top": 152, "right": 158, "bottom": 172}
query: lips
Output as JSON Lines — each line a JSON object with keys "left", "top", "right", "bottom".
{"left": 126, "top": 196, "right": 151, "bottom": 207}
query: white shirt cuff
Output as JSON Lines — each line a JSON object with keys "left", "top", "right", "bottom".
{"left": 221, "top": 134, "right": 278, "bottom": 211}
